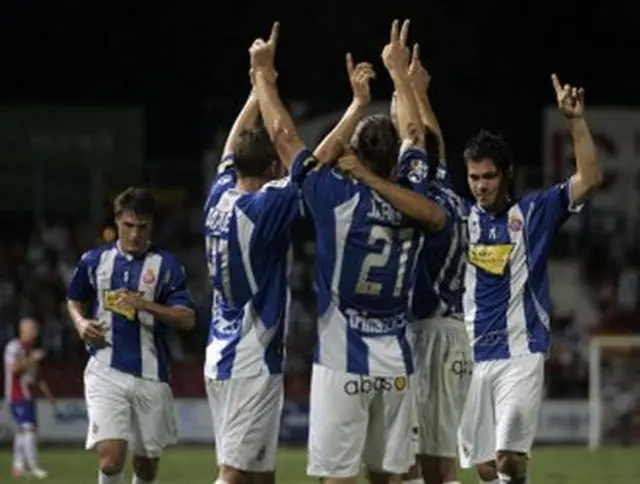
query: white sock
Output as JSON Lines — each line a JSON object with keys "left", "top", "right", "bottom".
{"left": 132, "top": 476, "right": 155, "bottom": 484}
{"left": 99, "top": 471, "right": 125, "bottom": 484}
{"left": 12, "top": 433, "right": 25, "bottom": 469}
{"left": 498, "top": 473, "right": 527, "bottom": 484}
{"left": 22, "top": 431, "right": 40, "bottom": 470}
{"left": 444, "top": 481, "right": 462, "bottom": 484}
{"left": 214, "top": 480, "right": 230, "bottom": 484}
{"left": 404, "top": 480, "right": 424, "bottom": 484}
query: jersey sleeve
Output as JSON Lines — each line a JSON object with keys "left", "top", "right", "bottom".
{"left": 396, "top": 141, "right": 430, "bottom": 196}
{"left": 434, "top": 162, "right": 454, "bottom": 190}
{"left": 244, "top": 178, "right": 302, "bottom": 246}
{"left": 67, "top": 251, "right": 96, "bottom": 301}
{"left": 216, "top": 153, "right": 236, "bottom": 179}
{"left": 4, "top": 341, "right": 19, "bottom": 368}
{"left": 531, "top": 178, "right": 583, "bottom": 229}
{"left": 158, "top": 257, "right": 195, "bottom": 309}
{"left": 289, "top": 147, "right": 354, "bottom": 215}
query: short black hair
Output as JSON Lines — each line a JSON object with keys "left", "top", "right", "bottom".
{"left": 113, "top": 187, "right": 156, "bottom": 218}
{"left": 463, "top": 130, "right": 513, "bottom": 173}
{"left": 233, "top": 125, "right": 278, "bottom": 178}
{"left": 351, "top": 114, "right": 400, "bottom": 179}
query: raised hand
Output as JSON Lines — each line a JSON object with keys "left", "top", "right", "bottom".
{"left": 381, "top": 19, "right": 411, "bottom": 73}
{"left": 249, "top": 21, "right": 280, "bottom": 70}
{"left": 346, "top": 53, "right": 375, "bottom": 107}
{"left": 408, "top": 43, "right": 430, "bottom": 92}
{"left": 338, "top": 152, "right": 371, "bottom": 181}
{"left": 551, "top": 73, "right": 585, "bottom": 119}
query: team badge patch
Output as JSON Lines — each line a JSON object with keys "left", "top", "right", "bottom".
{"left": 394, "top": 376, "right": 408, "bottom": 391}
{"left": 407, "top": 159, "right": 429, "bottom": 184}
{"left": 142, "top": 268, "right": 156, "bottom": 284}
{"left": 508, "top": 216, "right": 523, "bottom": 232}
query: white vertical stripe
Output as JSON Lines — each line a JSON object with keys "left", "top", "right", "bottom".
{"left": 235, "top": 208, "right": 258, "bottom": 293}
{"left": 137, "top": 253, "right": 162, "bottom": 379}
{"left": 506, "top": 205, "right": 529, "bottom": 356}
{"left": 94, "top": 247, "right": 117, "bottom": 366}
{"left": 463, "top": 210, "right": 479, "bottom": 347}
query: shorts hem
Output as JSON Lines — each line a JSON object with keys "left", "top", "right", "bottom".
{"left": 306, "top": 467, "right": 360, "bottom": 479}
{"left": 417, "top": 448, "right": 458, "bottom": 459}
{"left": 219, "top": 456, "right": 276, "bottom": 473}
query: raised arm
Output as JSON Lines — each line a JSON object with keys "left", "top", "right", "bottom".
{"left": 551, "top": 73, "right": 602, "bottom": 204}
{"left": 408, "top": 44, "right": 446, "bottom": 162}
{"left": 338, "top": 153, "right": 446, "bottom": 231}
{"left": 314, "top": 54, "right": 375, "bottom": 163}
{"left": 383, "top": 20, "right": 425, "bottom": 149}
{"left": 222, "top": 90, "right": 260, "bottom": 156}
{"left": 249, "top": 22, "right": 305, "bottom": 170}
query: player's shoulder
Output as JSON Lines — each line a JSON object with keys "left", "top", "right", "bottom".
{"left": 149, "top": 246, "right": 182, "bottom": 267}
{"left": 4, "top": 338, "right": 20, "bottom": 355}
{"left": 78, "top": 243, "right": 117, "bottom": 267}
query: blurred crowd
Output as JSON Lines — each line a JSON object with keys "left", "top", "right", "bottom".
{"left": 1, "top": 202, "right": 639, "bottom": 401}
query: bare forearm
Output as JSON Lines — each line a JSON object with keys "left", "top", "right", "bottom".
{"left": 38, "top": 381, "right": 54, "bottom": 403}
{"left": 315, "top": 101, "right": 365, "bottom": 163}
{"left": 361, "top": 172, "right": 445, "bottom": 231}
{"left": 254, "top": 70, "right": 304, "bottom": 167}
{"left": 222, "top": 93, "right": 260, "bottom": 155}
{"left": 391, "top": 71, "right": 424, "bottom": 146}
{"left": 67, "top": 300, "right": 87, "bottom": 331}
{"left": 569, "top": 117, "right": 602, "bottom": 202}
{"left": 141, "top": 301, "right": 195, "bottom": 331}
{"left": 414, "top": 88, "right": 445, "bottom": 161}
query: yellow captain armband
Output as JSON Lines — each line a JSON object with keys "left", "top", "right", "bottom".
{"left": 467, "top": 244, "right": 514, "bottom": 276}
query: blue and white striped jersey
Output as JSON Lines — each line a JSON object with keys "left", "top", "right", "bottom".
{"left": 203, "top": 154, "right": 301, "bottom": 380}
{"left": 67, "top": 243, "right": 194, "bottom": 382}
{"left": 463, "top": 179, "right": 582, "bottom": 362}
{"left": 290, "top": 147, "right": 425, "bottom": 376}
{"left": 398, "top": 160, "right": 469, "bottom": 321}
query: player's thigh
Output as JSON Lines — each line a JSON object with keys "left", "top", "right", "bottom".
{"left": 206, "top": 373, "right": 283, "bottom": 472}
{"left": 418, "top": 323, "right": 472, "bottom": 458}
{"left": 307, "top": 364, "right": 370, "bottom": 479}
{"left": 130, "top": 380, "right": 177, "bottom": 458}
{"left": 494, "top": 354, "right": 544, "bottom": 453}
{"left": 83, "top": 365, "right": 132, "bottom": 448}
{"left": 363, "top": 375, "right": 413, "bottom": 475}
{"left": 458, "top": 362, "right": 496, "bottom": 468}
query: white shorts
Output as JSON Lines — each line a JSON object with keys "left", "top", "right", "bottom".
{"left": 307, "top": 364, "right": 414, "bottom": 478}
{"left": 205, "top": 373, "right": 283, "bottom": 472}
{"left": 84, "top": 358, "right": 177, "bottom": 458}
{"left": 413, "top": 317, "right": 471, "bottom": 457}
{"left": 458, "top": 353, "right": 544, "bottom": 468}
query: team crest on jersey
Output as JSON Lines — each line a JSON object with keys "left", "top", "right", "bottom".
{"left": 407, "top": 159, "right": 428, "bottom": 184}
{"left": 142, "top": 268, "right": 156, "bottom": 284}
{"left": 508, "top": 216, "right": 523, "bottom": 232}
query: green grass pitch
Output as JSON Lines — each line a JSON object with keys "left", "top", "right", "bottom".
{"left": 2, "top": 446, "right": 639, "bottom": 483}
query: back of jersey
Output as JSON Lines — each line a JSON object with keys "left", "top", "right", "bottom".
{"left": 203, "top": 155, "right": 300, "bottom": 380}
{"left": 290, "top": 148, "right": 424, "bottom": 377}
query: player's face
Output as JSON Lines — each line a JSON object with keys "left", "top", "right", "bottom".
{"left": 116, "top": 211, "right": 153, "bottom": 254}
{"left": 467, "top": 158, "right": 505, "bottom": 209}
{"left": 20, "top": 319, "right": 38, "bottom": 344}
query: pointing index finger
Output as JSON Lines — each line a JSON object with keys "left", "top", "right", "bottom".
{"left": 346, "top": 53, "right": 354, "bottom": 75}
{"left": 551, "top": 73, "right": 562, "bottom": 94}
{"left": 412, "top": 43, "right": 420, "bottom": 64}
{"left": 400, "top": 19, "right": 410, "bottom": 46}
{"left": 268, "top": 21, "right": 280, "bottom": 46}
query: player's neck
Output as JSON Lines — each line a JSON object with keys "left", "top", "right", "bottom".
{"left": 116, "top": 240, "right": 150, "bottom": 258}
{"left": 236, "top": 176, "right": 267, "bottom": 193}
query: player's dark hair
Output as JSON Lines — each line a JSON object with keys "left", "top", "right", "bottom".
{"left": 113, "top": 187, "right": 156, "bottom": 219}
{"left": 233, "top": 125, "right": 278, "bottom": 178}
{"left": 352, "top": 114, "right": 400, "bottom": 179}
{"left": 463, "top": 130, "right": 513, "bottom": 174}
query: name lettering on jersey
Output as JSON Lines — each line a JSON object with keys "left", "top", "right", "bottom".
{"left": 205, "top": 207, "right": 232, "bottom": 235}
{"left": 367, "top": 193, "right": 402, "bottom": 225}
{"left": 345, "top": 308, "right": 407, "bottom": 335}
{"left": 467, "top": 244, "right": 514, "bottom": 276}
{"left": 103, "top": 289, "right": 138, "bottom": 320}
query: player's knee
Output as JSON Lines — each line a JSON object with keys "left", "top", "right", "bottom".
{"left": 218, "top": 465, "right": 246, "bottom": 484}
{"left": 97, "top": 441, "right": 127, "bottom": 475}
{"left": 475, "top": 460, "right": 497, "bottom": 481}
{"left": 419, "top": 455, "right": 457, "bottom": 483}
{"left": 401, "top": 462, "right": 421, "bottom": 480}
{"left": 495, "top": 451, "right": 526, "bottom": 476}
{"left": 132, "top": 456, "right": 159, "bottom": 481}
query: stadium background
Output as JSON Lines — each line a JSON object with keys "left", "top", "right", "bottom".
{"left": 1, "top": 1, "right": 639, "bottom": 482}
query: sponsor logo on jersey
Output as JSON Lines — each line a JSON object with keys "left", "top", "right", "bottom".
{"left": 467, "top": 244, "right": 514, "bottom": 276}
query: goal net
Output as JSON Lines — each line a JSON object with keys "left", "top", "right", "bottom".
{"left": 588, "top": 335, "right": 640, "bottom": 449}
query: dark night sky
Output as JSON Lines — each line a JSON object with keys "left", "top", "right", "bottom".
{"left": 1, "top": 1, "right": 638, "bottom": 165}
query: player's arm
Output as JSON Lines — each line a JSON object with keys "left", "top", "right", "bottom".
{"left": 551, "top": 74, "right": 602, "bottom": 204}
{"left": 37, "top": 379, "right": 56, "bottom": 408}
{"left": 407, "top": 43, "right": 445, "bottom": 162}
{"left": 314, "top": 54, "right": 374, "bottom": 164}
{"left": 249, "top": 22, "right": 305, "bottom": 169}
{"left": 338, "top": 152, "right": 446, "bottom": 231}
{"left": 222, "top": 90, "right": 260, "bottom": 158}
